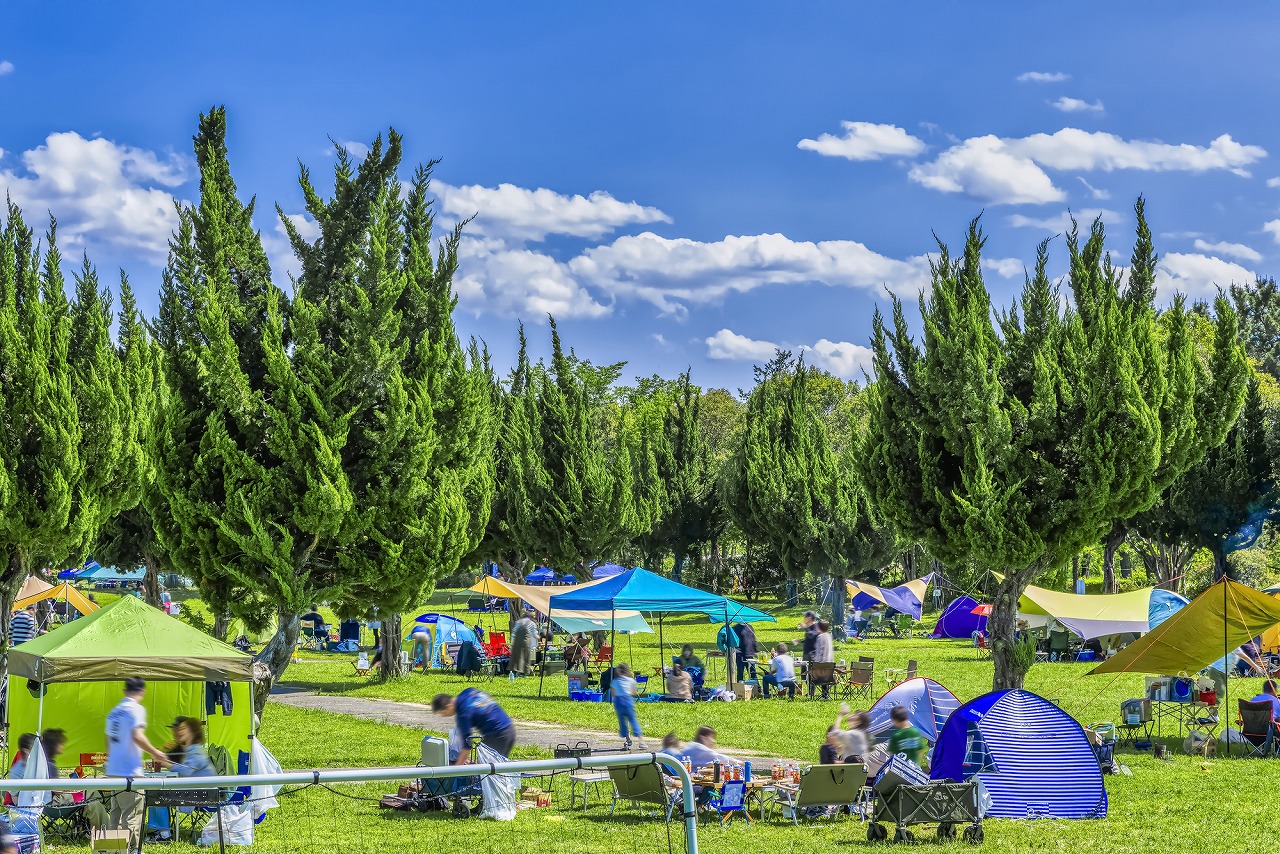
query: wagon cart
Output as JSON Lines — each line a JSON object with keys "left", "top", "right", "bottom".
{"left": 867, "top": 781, "right": 983, "bottom": 844}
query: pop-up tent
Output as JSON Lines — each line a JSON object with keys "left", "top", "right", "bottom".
{"left": 78, "top": 564, "right": 144, "bottom": 583}
{"left": 931, "top": 689, "right": 1107, "bottom": 819}
{"left": 550, "top": 568, "right": 774, "bottom": 624}
{"left": 524, "top": 567, "right": 555, "bottom": 585}
{"left": 408, "top": 613, "right": 479, "bottom": 667}
{"left": 7, "top": 596, "right": 254, "bottom": 772}
{"left": 464, "top": 577, "right": 652, "bottom": 634}
{"left": 931, "top": 596, "right": 987, "bottom": 639}
{"left": 847, "top": 574, "right": 934, "bottom": 621}
{"left": 1017, "top": 584, "right": 1188, "bottom": 639}
{"left": 866, "top": 677, "right": 960, "bottom": 743}
{"left": 16, "top": 582, "right": 99, "bottom": 618}
{"left": 591, "top": 563, "right": 629, "bottom": 580}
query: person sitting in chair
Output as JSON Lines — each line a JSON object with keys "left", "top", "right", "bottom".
{"left": 1249, "top": 679, "right": 1280, "bottom": 722}
{"left": 665, "top": 663, "right": 693, "bottom": 701}
{"left": 564, "top": 633, "right": 591, "bottom": 669}
{"left": 674, "top": 644, "right": 703, "bottom": 672}
{"left": 762, "top": 642, "right": 798, "bottom": 699}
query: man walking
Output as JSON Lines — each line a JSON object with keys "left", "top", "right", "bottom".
{"left": 104, "top": 678, "right": 171, "bottom": 850}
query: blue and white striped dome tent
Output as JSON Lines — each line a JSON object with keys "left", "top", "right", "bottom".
{"left": 930, "top": 689, "right": 1107, "bottom": 819}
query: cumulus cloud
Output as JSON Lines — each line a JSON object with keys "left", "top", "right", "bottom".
{"left": 1264, "top": 220, "right": 1280, "bottom": 244}
{"left": 455, "top": 236, "right": 610, "bottom": 319}
{"left": 1192, "top": 239, "right": 1262, "bottom": 263}
{"left": 436, "top": 182, "right": 669, "bottom": 243}
{"left": 1018, "top": 71, "right": 1070, "bottom": 83}
{"left": 908, "top": 129, "right": 1266, "bottom": 205}
{"left": 909, "top": 136, "right": 1065, "bottom": 204}
{"left": 0, "top": 131, "right": 191, "bottom": 261}
{"left": 1268, "top": 177, "right": 1280, "bottom": 188}
{"left": 571, "top": 232, "right": 931, "bottom": 317}
{"left": 1077, "top": 177, "right": 1110, "bottom": 200}
{"left": 1156, "top": 252, "right": 1257, "bottom": 298}
{"left": 1052, "top": 97, "right": 1104, "bottom": 114}
{"left": 983, "top": 258, "right": 1024, "bottom": 278}
{"left": 705, "top": 329, "right": 873, "bottom": 378}
{"left": 0, "top": 60, "right": 13, "bottom": 76}
{"left": 1008, "top": 208, "right": 1120, "bottom": 232}
{"left": 797, "top": 121, "right": 926, "bottom": 161}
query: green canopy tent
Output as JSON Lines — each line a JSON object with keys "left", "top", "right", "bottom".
{"left": 7, "top": 596, "right": 254, "bottom": 772}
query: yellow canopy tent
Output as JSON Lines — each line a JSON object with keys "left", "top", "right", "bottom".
{"left": 16, "top": 575, "right": 53, "bottom": 602}
{"left": 1256, "top": 592, "right": 1280, "bottom": 653}
{"left": 1016, "top": 585, "right": 1188, "bottom": 639}
{"left": 1089, "top": 578, "right": 1280, "bottom": 676}
{"left": 15, "top": 582, "right": 99, "bottom": 616}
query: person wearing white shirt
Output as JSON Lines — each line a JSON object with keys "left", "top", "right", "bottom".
{"left": 762, "top": 643, "right": 798, "bottom": 699}
{"left": 104, "top": 678, "right": 171, "bottom": 850}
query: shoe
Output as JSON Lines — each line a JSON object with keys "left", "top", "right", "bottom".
{"left": 624, "top": 738, "right": 632, "bottom": 749}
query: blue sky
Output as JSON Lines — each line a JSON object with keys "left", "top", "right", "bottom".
{"left": 3, "top": 3, "right": 1280, "bottom": 390}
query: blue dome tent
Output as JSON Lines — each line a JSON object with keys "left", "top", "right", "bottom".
{"left": 931, "top": 596, "right": 988, "bottom": 639}
{"left": 866, "top": 677, "right": 960, "bottom": 744}
{"left": 931, "top": 689, "right": 1107, "bottom": 819}
{"left": 407, "top": 613, "right": 479, "bottom": 668}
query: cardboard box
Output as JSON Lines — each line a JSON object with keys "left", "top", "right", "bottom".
{"left": 90, "top": 829, "right": 129, "bottom": 851}
{"left": 733, "top": 683, "right": 753, "bottom": 701}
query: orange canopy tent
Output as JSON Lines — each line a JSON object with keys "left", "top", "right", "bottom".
{"left": 16, "top": 582, "right": 100, "bottom": 617}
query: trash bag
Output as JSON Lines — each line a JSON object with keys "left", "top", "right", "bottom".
{"left": 250, "top": 739, "right": 284, "bottom": 821}
{"left": 199, "top": 803, "right": 254, "bottom": 847}
{"left": 476, "top": 744, "right": 518, "bottom": 821}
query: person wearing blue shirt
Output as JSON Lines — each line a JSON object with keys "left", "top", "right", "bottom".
{"left": 432, "top": 689, "right": 517, "bottom": 761}
{"left": 1249, "top": 679, "right": 1280, "bottom": 722}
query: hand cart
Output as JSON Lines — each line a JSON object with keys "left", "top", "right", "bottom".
{"left": 867, "top": 781, "right": 983, "bottom": 844}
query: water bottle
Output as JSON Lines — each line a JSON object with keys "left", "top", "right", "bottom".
{"left": 713, "top": 761, "right": 721, "bottom": 783}
{"left": 508, "top": 670, "right": 516, "bottom": 682}
{"left": 744, "top": 760, "right": 752, "bottom": 781}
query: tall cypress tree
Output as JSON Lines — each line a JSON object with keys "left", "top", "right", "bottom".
{"left": 862, "top": 208, "right": 1248, "bottom": 690}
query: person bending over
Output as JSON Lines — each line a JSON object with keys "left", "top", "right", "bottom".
{"left": 432, "top": 689, "right": 518, "bottom": 761}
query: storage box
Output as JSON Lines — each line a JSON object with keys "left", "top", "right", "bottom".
{"left": 90, "top": 830, "right": 129, "bottom": 851}
{"left": 733, "top": 683, "right": 754, "bottom": 701}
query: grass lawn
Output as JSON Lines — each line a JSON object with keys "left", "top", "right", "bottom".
{"left": 41, "top": 591, "right": 1280, "bottom": 852}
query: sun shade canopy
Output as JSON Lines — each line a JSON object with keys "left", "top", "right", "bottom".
{"left": 17, "top": 575, "right": 53, "bottom": 601}
{"left": 9, "top": 595, "right": 253, "bottom": 683}
{"left": 549, "top": 568, "right": 775, "bottom": 623}
{"left": 847, "top": 573, "right": 933, "bottom": 620}
{"left": 466, "top": 576, "right": 653, "bottom": 633}
{"left": 1018, "top": 584, "right": 1188, "bottom": 640}
{"left": 16, "top": 582, "right": 99, "bottom": 615}
{"left": 1089, "top": 578, "right": 1280, "bottom": 676}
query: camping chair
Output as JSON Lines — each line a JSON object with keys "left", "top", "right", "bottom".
{"left": 707, "top": 779, "right": 751, "bottom": 826}
{"left": 884, "top": 660, "right": 917, "bottom": 688}
{"left": 442, "top": 642, "right": 463, "bottom": 668}
{"left": 352, "top": 651, "right": 372, "bottom": 676}
{"left": 865, "top": 614, "right": 889, "bottom": 639}
{"left": 484, "top": 631, "right": 510, "bottom": 658}
{"left": 586, "top": 645, "right": 613, "bottom": 675}
{"left": 767, "top": 763, "right": 869, "bottom": 825}
{"left": 839, "top": 664, "right": 874, "bottom": 702}
{"left": 1237, "top": 700, "right": 1279, "bottom": 758}
{"left": 299, "top": 620, "right": 326, "bottom": 651}
{"left": 892, "top": 614, "right": 915, "bottom": 638}
{"left": 973, "top": 633, "right": 991, "bottom": 660}
{"left": 41, "top": 800, "right": 88, "bottom": 843}
{"left": 1048, "top": 630, "right": 1071, "bottom": 661}
{"left": 608, "top": 763, "right": 679, "bottom": 822}
{"left": 808, "top": 663, "right": 838, "bottom": 699}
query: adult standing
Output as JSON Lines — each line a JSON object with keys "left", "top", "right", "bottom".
{"left": 733, "top": 621, "right": 758, "bottom": 683}
{"left": 8, "top": 606, "right": 36, "bottom": 647}
{"left": 716, "top": 621, "right": 741, "bottom": 687}
{"left": 798, "top": 611, "right": 819, "bottom": 662}
{"left": 104, "top": 678, "right": 171, "bottom": 850}
{"left": 509, "top": 609, "right": 538, "bottom": 675}
{"left": 432, "top": 689, "right": 518, "bottom": 760}
{"left": 814, "top": 620, "right": 835, "bottom": 663}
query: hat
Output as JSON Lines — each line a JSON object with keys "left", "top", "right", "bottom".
{"left": 23, "top": 604, "right": 35, "bottom": 612}
{"left": 167, "top": 716, "right": 190, "bottom": 729}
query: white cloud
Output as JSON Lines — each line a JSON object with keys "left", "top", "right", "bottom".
{"left": 1268, "top": 177, "right": 1280, "bottom": 188}
{"left": 983, "top": 258, "right": 1024, "bottom": 278}
{"left": 0, "top": 61, "right": 13, "bottom": 76}
{"left": 705, "top": 329, "right": 873, "bottom": 378}
{"left": 1051, "top": 97, "right": 1104, "bottom": 114}
{"left": 1156, "top": 252, "right": 1257, "bottom": 298}
{"left": 1018, "top": 71, "right": 1070, "bottom": 83}
{"left": 0, "top": 131, "right": 191, "bottom": 262}
{"left": 909, "top": 136, "right": 1065, "bottom": 204}
{"left": 909, "top": 130, "right": 1266, "bottom": 205}
{"left": 333, "top": 139, "right": 370, "bottom": 159}
{"left": 1264, "top": 220, "right": 1280, "bottom": 244}
{"left": 797, "top": 122, "right": 927, "bottom": 161}
{"left": 1008, "top": 208, "right": 1120, "bottom": 232}
{"left": 1077, "top": 177, "right": 1110, "bottom": 200}
{"left": 1192, "top": 239, "right": 1262, "bottom": 263}
{"left": 705, "top": 329, "right": 778, "bottom": 362}
{"left": 571, "top": 231, "right": 931, "bottom": 317}
{"left": 436, "top": 182, "right": 669, "bottom": 243}
{"left": 455, "top": 236, "right": 610, "bottom": 320}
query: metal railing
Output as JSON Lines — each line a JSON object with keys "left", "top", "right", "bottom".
{"left": 3, "top": 751, "right": 700, "bottom": 853}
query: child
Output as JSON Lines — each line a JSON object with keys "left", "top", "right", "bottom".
{"left": 820, "top": 726, "right": 841, "bottom": 765}
{"left": 887, "top": 705, "right": 926, "bottom": 767}
{"left": 612, "top": 663, "right": 644, "bottom": 748}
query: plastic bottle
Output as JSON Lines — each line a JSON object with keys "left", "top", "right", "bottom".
{"left": 744, "top": 760, "right": 752, "bottom": 781}
{"left": 713, "top": 761, "right": 722, "bottom": 783}
{"left": 509, "top": 670, "right": 516, "bottom": 682}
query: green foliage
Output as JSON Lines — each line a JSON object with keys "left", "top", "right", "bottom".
{"left": 861, "top": 201, "right": 1249, "bottom": 690}
{"left": 1231, "top": 277, "right": 1280, "bottom": 379}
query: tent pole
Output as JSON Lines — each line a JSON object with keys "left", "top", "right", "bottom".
{"left": 658, "top": 616, "right": 665, "bottom": 693}
{"left": 1223, "top": 577, "right": 1230, "bottom": 759}
{"left": 610, "top": 610, "right": 615, "bottom": 665}
{"left": 37, "top": 688, "right": 44, "bottom": 733}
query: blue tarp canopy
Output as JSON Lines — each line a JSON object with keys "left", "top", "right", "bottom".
{"left": 524, "top": 567, "right": 555, "bottom": 585}
{"left": 848, "top": 574, "right": 933, "bottom": 620}
{"left": 590, "top": 563, "right": 629, "bottom": 580}
{"left": 931, "top": 689, "right": 1108, "bottom": 819}
{"left": 549, "top": 568, "right": 775, "bottom": 624}
{"left": 931, "top": 596, "right": 988, "bottom": 639}
{"left": 866, "top": 677, "right": 961, "bottom": 743}
{"left": 78, "top": 564, "right": 143, "bottom": 582}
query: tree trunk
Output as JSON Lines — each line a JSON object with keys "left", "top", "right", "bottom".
{"left": 830, "top": 572, "right": 846, "bottom": 633}
{"left": 143, "top": 555, "right": 162, "bottom": 608}
{"left": 1101, "top": 530, "right": 1123, "bottom": 594}
{"left": 784, "top": 577, "right": 798, "bottom": 607}
{"left": 672, "top": 553, "right": 685, "bottom": 585}
{"left": 379, "top": 613, "right": 405, "bottom": 681}
{"left": 252, "top": 610, "right": 301, "bottom": 715}
{"left": 1212, "top": 543, "right": 1229, "bottom": 581}
{"left": 990, "top": 567, "right": 1038, "bottom": 692}
{"left": 213, "top": 611, "right": 232, "bottom": 643}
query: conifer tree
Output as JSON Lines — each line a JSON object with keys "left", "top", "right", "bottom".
{"left": 862, "top": 206, "right": 1248, "bottom": 690}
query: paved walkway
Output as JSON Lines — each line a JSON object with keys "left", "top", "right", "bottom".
{"left": 269, "top": 686, "right": 792, "bottom": 761}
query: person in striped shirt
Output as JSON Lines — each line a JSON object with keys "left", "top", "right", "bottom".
{"left": 9, "top": 605, "right": 36, "bottom": 647}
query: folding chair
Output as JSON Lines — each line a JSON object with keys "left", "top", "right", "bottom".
{"left": 839, "top": 664, "right": 874, "bottom": 702}
{"left": 884, "top": 660, "right": 917, "bottom": 688}
{"left": 41, "top": 800, "right": 88, "bottom": 843}
{"left": 808, "top": 663, "right": 837, "bottom": 699}
{"left": 352, "top": 651, "right": 371, "bottom": 676}
{"left": 1237, "top": 700, "right": 1279, "bottom": 758}
{"left": 586, "top": 645, "right": 614, "bottom": 675}
{"left": 766, "top": 763, "right": 869, "bottom": 825}
{"left": 608, "top": 763, "right": 679, "bottom": 822}
{"left": 892, "top": 614, "right": 915, "bottom": 638}
{"left": 973, "top": 633, "right": 992, "bottom": 660}
{"left": 708, "top": 779, "right": 751, "bottom": 826}
{"left": 1048, "top": 630, "right": 1071, "bottom": 661}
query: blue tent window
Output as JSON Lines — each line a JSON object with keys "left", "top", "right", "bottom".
{"left": 962, "top": 722, "right": 997, "bottom": 777}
